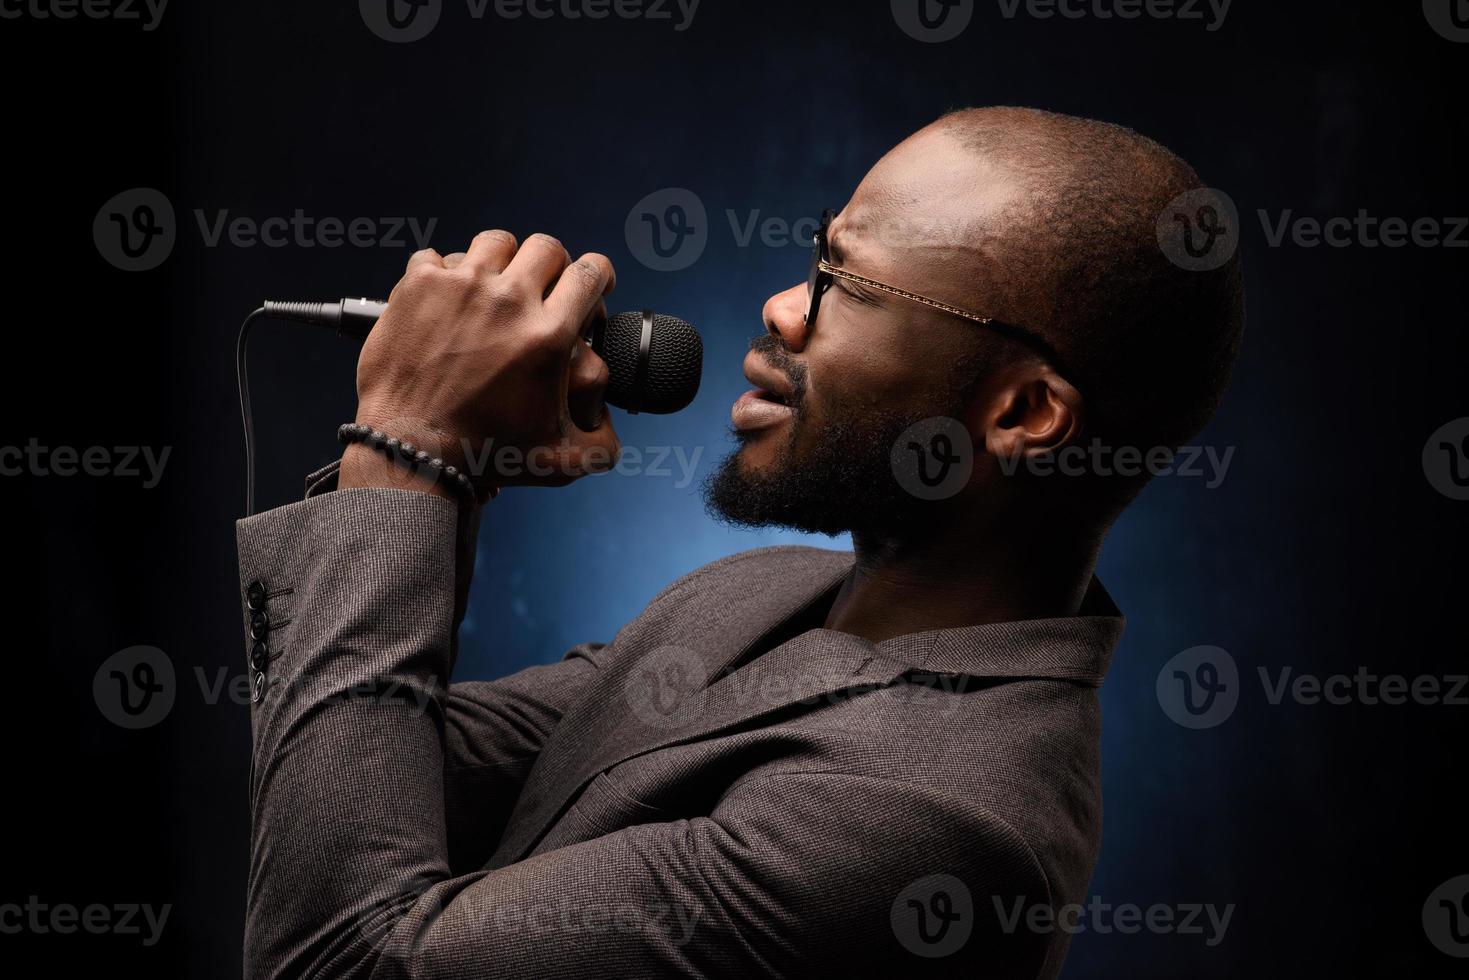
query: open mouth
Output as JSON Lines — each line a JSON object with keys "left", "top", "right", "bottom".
{"left": 732, "top": 388, "right": 796, "bottom": 431}
{"left": 735, "top": 348, "right": 800, "bottom": 432}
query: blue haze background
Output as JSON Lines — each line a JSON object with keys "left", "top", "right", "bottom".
{"left": 5, "top": 1, "right": 1464, "bottom": 977}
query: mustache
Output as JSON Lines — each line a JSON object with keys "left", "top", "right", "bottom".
{"left": 748, "top": 335, "right": 808, "bottom": 409}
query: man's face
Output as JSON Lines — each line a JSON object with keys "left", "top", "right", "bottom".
{"left": 704, "top": 130, "right": 1022, "bottom": 536}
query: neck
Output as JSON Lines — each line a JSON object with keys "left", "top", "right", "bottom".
{"left": 824, "top": 504, "right": 1104, "bottom": 644}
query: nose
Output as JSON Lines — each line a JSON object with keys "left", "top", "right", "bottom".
{"left": 763, "top": 281, "right": 810, "bottom": 352}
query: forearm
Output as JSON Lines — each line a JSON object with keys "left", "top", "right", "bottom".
{"left": 238, "top": 488, "right": 468, "bottom": 979}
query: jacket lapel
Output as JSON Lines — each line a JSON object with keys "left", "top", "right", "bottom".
{"left": 489, "top": 572, "right": 1124, "bottom": 867}
{"left": 490, "top": 555, "right": 856, "bottom": 865}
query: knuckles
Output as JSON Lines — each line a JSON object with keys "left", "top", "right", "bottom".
{"left": 527, "top": 232, "right": 566, "bottom": 256}
{"left": 473, "top": 229, "right": 517, "bottom": 250}
{"left": 564, "top": 257, "right": 609, "bottom": 290}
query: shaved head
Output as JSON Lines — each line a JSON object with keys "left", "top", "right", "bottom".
{"left": 921, "top": 106, "right": 1244, "bottom": 453}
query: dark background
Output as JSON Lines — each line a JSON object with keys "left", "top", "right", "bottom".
{"left": 4, "top": 0, "right": 1465, "bottom": 976}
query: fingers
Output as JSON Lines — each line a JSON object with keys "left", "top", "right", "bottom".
{"left": 522, "top": 416, "right": 621, "bottom": 482}
{"left": 561, "top": 416, "right": 622, "bottom": 477}
{"left": 566, "top": 342, "right": 610, "bottom": 431}
{"left": 503, "top": 233, "right": 571, "bottom": 297}
{"left": 546, "top": 253, "right": 616, "bottom": 339}
{"left": 462, "top": 229, "right": 519, "bottom": 273}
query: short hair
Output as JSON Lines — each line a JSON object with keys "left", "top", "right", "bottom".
{"left": 937, "top": 107, "right": 1245, "bottom": 454}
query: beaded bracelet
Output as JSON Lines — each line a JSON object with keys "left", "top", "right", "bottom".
{"left": 337, "top": 423, "right": 498, "bottom": 506}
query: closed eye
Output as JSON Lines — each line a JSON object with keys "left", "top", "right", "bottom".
{"left": 833, "top": 276, "right": 884, "bottom": 309}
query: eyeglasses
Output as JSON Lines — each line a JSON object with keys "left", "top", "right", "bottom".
{"left": 805, "top": 208, "right": 1074, "bottom": 380}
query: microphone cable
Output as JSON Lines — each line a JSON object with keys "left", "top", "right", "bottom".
{"left": 236, "top": 307, "right": 268, "bottom": 518}
{"left": 236, "top": 299, "right": 387, "bottom": 516}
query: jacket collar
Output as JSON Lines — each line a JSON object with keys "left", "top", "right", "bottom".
{"left": 489, "top": 552, "right": 1124, "bottom": 866}
{"left": 877, "top": 578, "right": 1124, "bottom": 686}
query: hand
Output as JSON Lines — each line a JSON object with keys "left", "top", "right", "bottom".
{"left": 340, "top": 231, "right": 621, "bottom": 499}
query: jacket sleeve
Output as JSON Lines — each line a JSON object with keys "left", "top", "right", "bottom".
{"left": 440, "top": 651, "right": 601, "bottom": 873}
{"left": 237, "top": 489, "right": 1051, "bottom": 980}
{"left": 259, "top": 472, "right": 603, "bottom": 874}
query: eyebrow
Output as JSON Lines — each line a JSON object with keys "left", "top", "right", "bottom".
{"left": 828, "top": 229, "right": 848, "bottom": 266}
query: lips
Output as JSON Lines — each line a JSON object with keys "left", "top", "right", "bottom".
{"left": 732, "top": 389, "right": 795, "bottom": 431}
{"left": 732, "top": 351, "right": 798, "bottom": 432}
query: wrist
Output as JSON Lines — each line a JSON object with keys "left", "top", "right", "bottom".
{"left": 338, "top": 444, "right": 461, "bottom": 503}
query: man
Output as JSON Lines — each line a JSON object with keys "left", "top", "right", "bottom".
{"left": 237, "top": 106, "right": 1243, "bottom": 978}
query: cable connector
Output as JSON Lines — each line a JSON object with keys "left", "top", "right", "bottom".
{"left": 262, "top": 297, "right": 387, "bottom": 340}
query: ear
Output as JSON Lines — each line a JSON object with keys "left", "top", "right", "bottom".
{"left": 979, "top": 366, "right": 1084, "bottom": 461}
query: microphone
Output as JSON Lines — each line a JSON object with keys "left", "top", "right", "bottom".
{"left": 263, "top": 298, "right": 703, "bottom": 415}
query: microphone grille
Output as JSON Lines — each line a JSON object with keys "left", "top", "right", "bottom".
{"left": 598, "top": 311, "right": 703, "bottom": 414}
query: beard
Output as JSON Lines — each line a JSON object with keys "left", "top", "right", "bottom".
{"left": 703, "top": 338, "right": 972, "bottom": 538}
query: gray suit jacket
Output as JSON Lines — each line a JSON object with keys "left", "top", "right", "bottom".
{"left": 237, "top": 479, "right": 1123, "bottom": 979}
